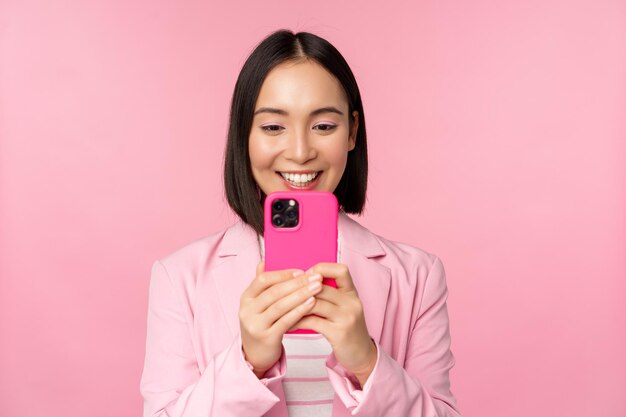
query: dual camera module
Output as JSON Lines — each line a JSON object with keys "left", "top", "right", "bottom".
{"left": 271, "top": 199, "right": 299, "bottom": 228}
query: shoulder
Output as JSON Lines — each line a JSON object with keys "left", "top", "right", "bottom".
{"left": 341, "top": 214, "right": 450, "bottom": 334}
{"left": 340, "top": 212, "right": 441, "bottom": 272}
{"left": 154, "top": 220, "right": 257, "bottom": 279}
{"left": 378, "top": 233, "right": 439, "bottom": 268}
{"left": 377, "top": 234, "right": 444, "bottom": 286}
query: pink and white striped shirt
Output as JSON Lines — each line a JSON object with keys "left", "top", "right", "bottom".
{"left": 282, "top": 333, "right": 333, "bottom": 416}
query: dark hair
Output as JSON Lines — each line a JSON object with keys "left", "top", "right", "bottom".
{"left": 224, "top": 29, "right": 368, "bottom": 235}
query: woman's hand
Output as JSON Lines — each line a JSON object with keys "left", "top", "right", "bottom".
{"left": 239, "top": 261, "right": 324, "bottom": 378}
{"left": 290, "top": 263, "right": 378, "bottom": 387}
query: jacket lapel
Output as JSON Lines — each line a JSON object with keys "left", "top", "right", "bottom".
{"left": 212, "top": 213, "right": 391, "bottom": 344}
{"left": 211, "top": 220, "right": 261, "bottom": 338}
{"left": 337, "top": 212, "right": 391, "bottom": 343}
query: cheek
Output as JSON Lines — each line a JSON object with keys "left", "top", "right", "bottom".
{"left": 322, "top": 140, "right": 351, "bottom": 170}
{"left": 248, "top": 136, "right": 274, "bottom": 171}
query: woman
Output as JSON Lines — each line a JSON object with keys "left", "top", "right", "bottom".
{"left": 140, "top": 29, "right": 461, "bottom": 417}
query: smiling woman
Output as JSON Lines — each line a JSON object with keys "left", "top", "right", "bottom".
{"left": 249, "top": 60, "right": 358, "bottom": 195}
{"left": 140, "top": 29, "right": 461, "bottom": 417}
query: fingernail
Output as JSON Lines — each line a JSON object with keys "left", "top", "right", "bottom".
{"left": 293, "top": 270, "right": 304, "bottom": 277}
{"left": 308, "top": 281, "right": 321, "bottom": 292}
{"left": 304, "top": 296, "right": 315, "bottom": 306}
{"left": 307, "top": 273, "right": 322, "bottom": 282}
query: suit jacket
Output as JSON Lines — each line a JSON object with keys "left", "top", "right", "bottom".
{"left": 140, "top": 212, "right": 461, "bottom": 417}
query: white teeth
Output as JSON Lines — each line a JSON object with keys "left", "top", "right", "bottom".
{"left": 280, "top": 171, "right": 319, "bottom": 185}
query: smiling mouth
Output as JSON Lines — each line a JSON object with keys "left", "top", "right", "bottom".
{"left": 277, "top": 171, "right": 322, "bottom": 187}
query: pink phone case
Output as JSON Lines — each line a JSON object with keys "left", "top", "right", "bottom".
{"left": 264, "top": 191, "right": 338, "bottom": 334}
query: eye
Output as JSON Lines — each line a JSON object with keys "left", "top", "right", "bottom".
{"left": 261, "top": 124, "right": 284, "bottom": 134}
{"left": 313, "top": 123, "right": 337, "bottom": 132}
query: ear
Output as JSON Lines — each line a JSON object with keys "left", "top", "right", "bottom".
{"left": 348, "top": 110, "right": 359, "bottom": 151}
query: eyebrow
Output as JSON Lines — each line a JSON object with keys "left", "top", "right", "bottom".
{"left": 253, "top": 106, "right": 344, "bottom": 117}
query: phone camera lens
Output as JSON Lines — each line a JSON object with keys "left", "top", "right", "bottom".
{"left": 273, "top": 200, "right": 285, "bottom": 212}
{"left": 272, "top": 214, "right": 285, "bottom": 227}
{"left": 285, "top": 206, "right": 297, "bottom": 220}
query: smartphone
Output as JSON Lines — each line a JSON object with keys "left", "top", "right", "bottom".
{"left": 263, "top": 191, "right": 338, "bottom": 334}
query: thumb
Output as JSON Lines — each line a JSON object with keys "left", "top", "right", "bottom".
{"left": 256, "top": 261, "right": 265, "bottom": 276}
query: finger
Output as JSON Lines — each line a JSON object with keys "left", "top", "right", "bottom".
{"left": 254, "top": 272, "right": 322, "bottom": 313}
{"left": 308, "top": 298, "right": 337, "bottom": 321}
{"left": 271, "top": 295, "right": 318, "bottom": 334}
{"left": 310, "top": 284, "right": 342, "bottom": 306}
{"left": 260, "top": 274, "right": 323, "bottom": 324}
{"left": 307, "top": 263, "right": 356, "bottom": 292}
{"left": 287, "top": 314, "right": 328, "bottom": 334}
{"left": 244, "top": 268, "right": 304, "bottom": 299}
{"left": 256, "top": 261, "right": 265, "bottom": 277}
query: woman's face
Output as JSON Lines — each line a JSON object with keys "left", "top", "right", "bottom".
{"left": 249, "top": 59, "right": 359, "bottom": 195}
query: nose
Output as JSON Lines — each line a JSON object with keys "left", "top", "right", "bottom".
{"left": 283, "top": 128, "right": 317, "bottom": 164}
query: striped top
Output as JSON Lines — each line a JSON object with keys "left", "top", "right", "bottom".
{"left": 282, "top": 333, "right": 334, "bottom": 416}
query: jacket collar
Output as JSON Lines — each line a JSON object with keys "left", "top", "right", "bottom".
{"left": 217, "top": 217, "right": 259, "bottom": 257}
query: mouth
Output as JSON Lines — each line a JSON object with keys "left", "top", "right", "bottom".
{"left": 277, "top": 171, "right": 322, "bottom": 189}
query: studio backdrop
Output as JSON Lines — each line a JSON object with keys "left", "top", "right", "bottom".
{"left": 1, "top": 1, "right": 624, "bottom": 416}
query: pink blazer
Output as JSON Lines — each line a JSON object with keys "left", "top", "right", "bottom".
{"left": 140, "top": 212, "right": 461, "bottom": 417}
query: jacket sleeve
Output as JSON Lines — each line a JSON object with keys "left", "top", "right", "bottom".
{"left": 325, "top": 256, "right": 461, "bottom": 417}
{"left": 140, "top": 260, "right": 287, "bottom": 417}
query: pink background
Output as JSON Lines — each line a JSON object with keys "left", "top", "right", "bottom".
{"left": 1, "top": 0, "right": 624, "bottom": 416}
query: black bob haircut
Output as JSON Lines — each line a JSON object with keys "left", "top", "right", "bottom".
{"left": 224, "top": 29, "right": 368, "bottom": 235}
